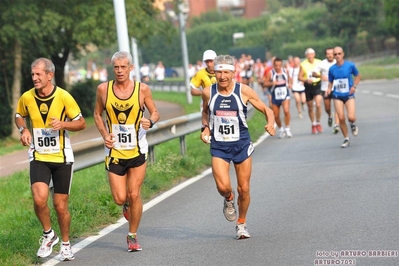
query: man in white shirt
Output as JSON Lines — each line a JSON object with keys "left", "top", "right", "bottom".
{"left": 313, "top": 47, "right": 339, "bottom": 133}
{"left": 140, "top": 63, "right": 150, "bottom": 82}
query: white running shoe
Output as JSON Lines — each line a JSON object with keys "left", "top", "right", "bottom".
{"left": 286, "top": 129, "right": 293, "bottom": 138}
{"left": 236, "top": 223, "right": 251, "bottom": 239}
{"left": 278, "top": 129, "right": 286, "bottom": 139}
{"left": 351, "top": 124, "right": 358, "bottom": 136}
{"left": 341, "top": 139, "right": 350, "bottom": 148}
{"left": 37, "top": 234, "right": 59, "bottom": 258}
{"left": 223, "top": 191, "right": 236, "bottom": 222}
{"left": 60, "top": 243, "right": 75, "bottom": 261}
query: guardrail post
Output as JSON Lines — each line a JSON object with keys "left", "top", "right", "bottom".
{"left": 179, "top": 136, "right": 186, "bottom": 156}
{"left": 149, "top": 146, "right": 155, "bottom": 163}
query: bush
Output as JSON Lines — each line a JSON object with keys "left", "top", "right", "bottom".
{"left": 69, "top": 79, "right": 98, "bottom": 118}
{"left": 279, "top": 37, "right": 344, "bottom": 59}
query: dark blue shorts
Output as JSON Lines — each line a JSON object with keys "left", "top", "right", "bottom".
{"left": 333, "top": 94, "right": 355, "bottom": 103}
{"left": 211, "top": 142, "right": 254, "bottom": 164}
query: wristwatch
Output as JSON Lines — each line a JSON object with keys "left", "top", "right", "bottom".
{"left": 149, "top": 119, "right": 155, "bottom": 128}
{"left": 19, "top": 126, "right": 26, "bottom": 133}
{"left": 201, "top": 125, "right": 209, "bottom": 132}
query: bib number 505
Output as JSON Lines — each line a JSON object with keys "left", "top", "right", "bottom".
{"left": 37, "top": 136, "right": 57, "bottom": 147}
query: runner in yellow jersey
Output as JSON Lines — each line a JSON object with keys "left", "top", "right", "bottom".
{"left": 94, "top": 51, "right": 159, "bottom": 252}
{"left": 190, "top": 49, "right": 217, "bottom": 110}
{"left": 15, "top": 58, "right": 86, "bottom": 260}
{"left": 298, "top": 48, "right": 323, "bottom": 134}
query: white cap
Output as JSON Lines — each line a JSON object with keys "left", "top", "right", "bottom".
{"left": 203, "top": 50, "right": 217, "bottom": 61}
{"left": 305, "top": 48, "right": 315, "bottom": 55}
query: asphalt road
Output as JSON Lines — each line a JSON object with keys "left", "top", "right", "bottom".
{"left": 38, "top": 80, "right": 399, "bottom": 265}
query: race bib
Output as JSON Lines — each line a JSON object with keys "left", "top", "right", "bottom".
{"left": 274, "top": 86, "right": 288, "bottom": 100}
{"left": 33, "top": 128, "right": 60, "bottom": 154}
{"left": 335, "top": 78, "right": 349, "bottom": 93}
{"left": 308, "top": 72, "right": 316, "bottom": 82}
{"left": 214, "top": 111, "right": 240, "bottom": 142}
{"left": 112, "top": 124, "right": 137, "bottom": 150}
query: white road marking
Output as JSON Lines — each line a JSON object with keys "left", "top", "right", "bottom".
{"left": 372, "top": 91, "right": 384, "bottom": 96}
{"left": 386, "top": 94, "right": 399, "bottom": 99}
{"left": 361, "top": 90, "right": 370, "bottom": 94}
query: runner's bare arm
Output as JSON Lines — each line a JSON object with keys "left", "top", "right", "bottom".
{"left": 200, "top": 86, "right": 211, "bottom": 143}
{"left": 15, "top": 116, "right": 31, "bottom": 146}
{"left": 263, "top": 71, "right": 274, "bottom": 87}
{"left": 50, "top": 116, "right": 85, "bottom": 131}
{"left": 242, "top": 85, "right": 276, "bottom": 136}
{"left": 94, "top": 83, "right": 115, "bottom": 149}
{"left": 141, "top": 83, "right": 160, "bottom": 130}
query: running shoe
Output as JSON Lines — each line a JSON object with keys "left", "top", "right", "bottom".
{"left": 223, "top": 191, "right": 236, "bottom": 222}
{"left": 298, "top": 112, "right": 303, "bottom": 119}
{"left": 236, "top": 223, "right": 251, "bottom": 240}
{"left": 341, "top": 139, "right": 350, "bottom": 148}
{"left": 351, "top": 124, "right": 358, "bottom": 136}
{"left": 316, "top": 124, "right": 323, "bottom": 133}
{"left": 60, "top": 243, "right": 75, "bottom": 261}
{"left": 127, "top": 235, "right": 142, "bottom": 252}
{"left": 328, "top": 116, "right": 333, "bottom": 127}
{"left": 311, "top": 125, "right": 317, "bottom": 134}
{"left": 333, "top": 125, "right": 340, "bottom": 134}
{"left": 37, "top": 233, "right": 59, "bottom": 258}
{"left": 286, "top": 129, "right": 293, "bottom": 138}
{"left": 123, "top": 202, "right": 129, "bottom": 221}
{"left": 278, "top": 130, "right": 286, "bottom": 139}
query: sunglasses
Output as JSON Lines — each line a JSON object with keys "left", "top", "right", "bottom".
{"left": 334, "top": 53, "right": 342, "bottom": 56}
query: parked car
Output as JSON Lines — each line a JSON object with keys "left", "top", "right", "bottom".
{"left": 165, "top": 67, "right": 178, "bottom": 77}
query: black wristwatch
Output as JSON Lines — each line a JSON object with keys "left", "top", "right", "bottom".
{"left": 201, "top": 125, "right": 209, "bottom": 132}
{"left": 149, "top": 119, "right": 155, "bottom": 128}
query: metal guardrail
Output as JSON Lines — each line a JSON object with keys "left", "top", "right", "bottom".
{"left": 72, "top": 107, "right": 254, "bottom": 172}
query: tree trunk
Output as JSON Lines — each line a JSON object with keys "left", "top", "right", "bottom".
{"left": 51, "top": 47, "right": 70, "bottom": 89}
{"left": 11, "top": 40, "right": 22, "bottom": 140}
{"left": 396, "top": 38, "right": 399, "bottom": 57}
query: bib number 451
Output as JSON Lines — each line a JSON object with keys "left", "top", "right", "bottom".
{"left": 218, "top": 125, "right": 235, "bottom": 135}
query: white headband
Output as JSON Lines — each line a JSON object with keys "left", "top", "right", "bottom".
{"left": 214, "top": 64, "right": 235, "bottom": 71}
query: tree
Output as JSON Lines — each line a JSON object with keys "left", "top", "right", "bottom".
{"left": 189, "top": 10, "right": 234, "bottom": 27}
{"left": 0, "top": 0, "right": 173, "bottom": 139}
{"left": 323, "top": 0, "right": 382, "bottom": 43}
{"left": 384, "top": 0, "right": 399, "bottom": 56}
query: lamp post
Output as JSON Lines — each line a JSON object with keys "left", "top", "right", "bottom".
{"left": 113, "top": 0, "right": 130, "bottom": 52}
{"left": 178, "top": 1, "right": 192, "bottom": 104}
{"left": 131, "top": 37, "right": 141, "bottom": 82}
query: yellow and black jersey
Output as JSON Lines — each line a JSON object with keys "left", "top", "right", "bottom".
{"left": 105, "top": 80, "right": 148, "bottom": 159}
{"left": 190, "top": 68, "right": 216, "bottom": 90}
{"left": 16, "top": 86, "right": 82, "bottom": 163}
{"left": 300, "top": 59, "right": 322, "bottom": 84}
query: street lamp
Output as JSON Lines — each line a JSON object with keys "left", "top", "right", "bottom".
{"left": 178, "top": 1, "right": 192, "bottom": 104}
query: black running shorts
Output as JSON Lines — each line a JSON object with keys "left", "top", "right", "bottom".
{"left": 30, "top": 160, "right": 73, "bottom": 194}
{"left": 305, "top": 82, "right": 322, "bottom": 102}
